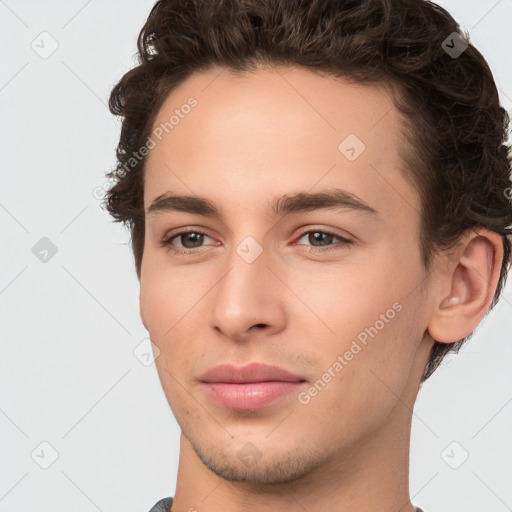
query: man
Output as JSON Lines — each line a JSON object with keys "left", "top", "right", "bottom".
{"left": 103, "top": 0, "right": 512, "bottom": 510}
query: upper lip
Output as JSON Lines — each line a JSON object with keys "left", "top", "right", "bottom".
{"left": 199, "top": 362, "right": 306, "bottom": 383}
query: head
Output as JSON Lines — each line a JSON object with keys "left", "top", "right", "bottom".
{"left": 104, "top": 0, "right": 512, "bottom": 484}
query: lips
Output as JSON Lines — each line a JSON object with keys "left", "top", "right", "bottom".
{"left": 199, "top": 362, "right": 306, "bottom": 384}
{"left": 199, "top": 362, "right": 307, "bottom": 410}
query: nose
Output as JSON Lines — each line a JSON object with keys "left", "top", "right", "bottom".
{"left": 208, "top": 243, "right": 287, "bottom": 343}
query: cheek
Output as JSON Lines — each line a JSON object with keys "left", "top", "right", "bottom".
{"left": 304, "top": 301, "right": 419, "bottom": 431}
{"left": 140, "top": 268, "right": 206, "bottom": 371}
{"left": 286, "top": 254, "right": 401, "bottom": 338}
{"left": 139, "top": 261, "right": 198, "bottom": 332}
{"left": 297, "top": 249, "right": 419, "bottom": 377}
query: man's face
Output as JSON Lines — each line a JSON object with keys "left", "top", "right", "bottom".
{"left": 140, "top": 65, "right": 434, "bottom": 483}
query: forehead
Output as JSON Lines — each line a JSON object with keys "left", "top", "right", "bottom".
{"left": 143, "top": 65, "right": 419, "bottom": 223}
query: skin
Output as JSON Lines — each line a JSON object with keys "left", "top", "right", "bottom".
{"left": 138, "top": 64, "right": 503, "bottom": 512}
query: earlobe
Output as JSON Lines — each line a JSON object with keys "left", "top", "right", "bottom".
{"left": 426, "top": 229, "right": 503, "bottom": 344}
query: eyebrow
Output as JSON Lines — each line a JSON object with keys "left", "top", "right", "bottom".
{"left": 146, "top": 188, "right": 379, "bottom": 218}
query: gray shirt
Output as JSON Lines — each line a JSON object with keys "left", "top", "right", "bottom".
{"left": 148, "top": 497, "right": 173, "bottom": 512}
{"left": 147, "top": 497, "right": 426, "bottom": 511}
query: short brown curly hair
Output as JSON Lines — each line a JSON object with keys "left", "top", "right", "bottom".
{"left": 103, "top": 0, "right": 512, "bottom": 382}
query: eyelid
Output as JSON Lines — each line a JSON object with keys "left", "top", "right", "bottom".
{"left": 293, "top": 225, "right": 353, "bottom": 241}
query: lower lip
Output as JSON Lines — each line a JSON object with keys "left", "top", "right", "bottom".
{"left": 201, "top": 381, "right": 305, "bottom": 410}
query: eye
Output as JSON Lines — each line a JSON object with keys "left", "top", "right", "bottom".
{"left": 161, "top": 229, "right": 217, "bottom": 255}
{"left": 294, "top": 229, "right": 353, "bottom": 253}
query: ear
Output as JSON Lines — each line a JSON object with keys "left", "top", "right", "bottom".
{"left": 427, "top": 228, "right": 504, "bottom": 344}
{"left": 139, "top": 293, "right": 148, "bottom": 330}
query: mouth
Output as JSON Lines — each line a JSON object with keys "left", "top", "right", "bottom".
{"left": 200, "top": 381, "right": 307, "bottom": 410}
{"left": 199, "top": 362, "right": 307, "bottom": 410}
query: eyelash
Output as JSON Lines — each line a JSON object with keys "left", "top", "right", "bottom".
{"left": 160, "top": 227, "right": 353, "bottom": 256}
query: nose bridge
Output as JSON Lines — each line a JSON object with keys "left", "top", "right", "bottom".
{"left": 217, "top": 237, "right": 271, "bottom": 315}
{"left": 208, "top": 235, "right": 284, "bottom": 339}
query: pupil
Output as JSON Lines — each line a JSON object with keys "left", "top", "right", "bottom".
{"left": 310, "top": 232, "right": 331, "bottom": 246}
{"left": 183, "top": 233, "right": 203, "bottom": 248}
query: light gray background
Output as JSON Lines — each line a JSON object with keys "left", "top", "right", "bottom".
{"left": 1, "top": 1, "right": 511, "bottom": 511}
